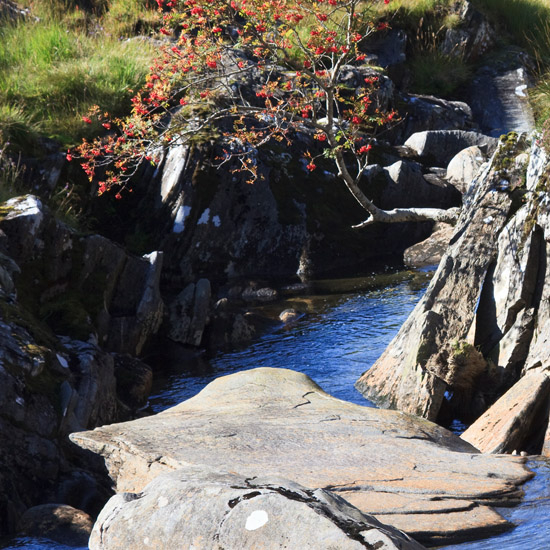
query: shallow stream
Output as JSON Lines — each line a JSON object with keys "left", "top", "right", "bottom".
{"left": 2, "top": 270, "right": 549, "bottom": 549}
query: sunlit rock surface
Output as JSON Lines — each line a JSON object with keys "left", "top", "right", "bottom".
{"left": 71, "top": 368, "right": 532, "bottom": 546}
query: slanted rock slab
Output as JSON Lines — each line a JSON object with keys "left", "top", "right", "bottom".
{"left": 71, "top": 368, "right": 532, "bottom": 546}
{"left": 89, "top": 467, "right": 425, "bottom": 550}
{"left": 461, "top": 372, "right": 550, "bottom": 454}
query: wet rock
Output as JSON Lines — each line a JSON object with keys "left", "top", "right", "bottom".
{"left": 404, "top": 130, "right": 498, "bottom": 167}
{"left": 446, "top": 145, "right": 487, "bottom": 193}
{"left": 17, "top": 504, "right": 93, "bottom": 548}
{"left": 71, "top": 367, "right": 531, "bottom": 546}
{"left": 466, "top": 50, "right": 535, "bottom": 137}
{"left": 167, "top": 278, "right": 211, "bottom": 346}
{"left": 241, "top": 285, "right": 278, "bottom": 302}
{"left": 89, "top": 467, "right": 424, "bottom": 550}
{"left": 279, "top": 308, "right": 302, "bottom": 323}
{"left": 461, "top": 372, "right": 550, "bottom": 454}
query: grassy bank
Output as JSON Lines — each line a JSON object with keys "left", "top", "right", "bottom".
{"left": 0, "top": 2, "right": 157, "bottom": 152}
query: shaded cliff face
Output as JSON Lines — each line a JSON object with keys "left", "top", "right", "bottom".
{"left": 130, "top": 135, "right": 461, "bottom": 288}
{"left": 356, "top": 134, "right": 550, "bottom": 455}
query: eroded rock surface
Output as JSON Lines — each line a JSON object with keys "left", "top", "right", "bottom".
{"left": 71, "top": 368, "right": 532, "bottom": 546}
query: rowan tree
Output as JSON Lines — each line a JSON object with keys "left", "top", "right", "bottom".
{"left": 77, "top": 0, "right": 460, "bottom": 226}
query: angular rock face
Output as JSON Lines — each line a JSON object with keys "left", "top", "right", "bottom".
{"left": 89, "top": 468, "right": 425, "bottom": 550}
{"left": 0, "top": 195, "right": 164, "bottom": 355}
{"left": 71, "top": 368, "right": 532, "bottom": 546}
{"left": 140, "top": 128, "right": 461, "bottom": 285}
{"left": 357, "top": 135, "right": 550, "bottom": 453}
{"left": 404, "top": 130, "right": 498, "bottom": 167}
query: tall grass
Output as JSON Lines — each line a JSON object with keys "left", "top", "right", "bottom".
{"left": 473, "top": 0, "right": 550, "bottom": 63}
{"left": 373, "top": 0, "right": 453, "bottom": 28}
{"left": 0, "top": 19, "right": 155, "bottom": 149}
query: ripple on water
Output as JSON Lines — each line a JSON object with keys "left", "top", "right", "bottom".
{"left": 0, "top": 537, "right": 86, "bottom": 550}
{"left": 437, "top": 457, "right": 550, "bottom": 550}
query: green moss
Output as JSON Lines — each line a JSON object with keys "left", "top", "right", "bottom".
{"left": 450, "top": 339, "right": 476, "bottom": 360}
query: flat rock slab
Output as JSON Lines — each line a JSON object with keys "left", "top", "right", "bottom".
{"left": 89, "top": 467, "right": 425, "bottom": 550}
{"left": 71, "top": 368, "right": 532, "bottom": 546}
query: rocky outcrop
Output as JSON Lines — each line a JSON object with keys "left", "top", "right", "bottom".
{"left": 356, "top": 134, "right": 550, "bottom": 454}
{"left": 90, "top": 467, "right": 424, "bottom": 550}
{"left": 0, "top": 309, "right": 115, "bottom": 534}
{"left": 71, "top": 367, "right": 532, "bottom": 546}
{"left": 404, "top": 130, "right": 498, "bottom": 167}
{"left": 441, "top": 1, "right": 496, "bottom": 61}
{"left": 0, "top": 195, "right": 163, "bottom": 355}
{"left": 0, "top": 195, "right": 163, "bottom": 535}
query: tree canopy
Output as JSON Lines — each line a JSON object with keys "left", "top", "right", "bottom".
{"left": 77, "top": 0, "right": 459, "bottom": 225}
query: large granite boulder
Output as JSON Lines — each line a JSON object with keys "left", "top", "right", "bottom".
{"left": 356, "top": 134, "right": 550, "bottom": 452}
{"left": 71, "top": 367, "right": 532, "bottom": 547}
{"left": 404, "top": 130, "right": 498, "bottom": 167}
{"left": 90, "top": 467, "right": 424, "bottom": 550}
{"left": 395, "top": 95, "right": 475, "bottom": 143}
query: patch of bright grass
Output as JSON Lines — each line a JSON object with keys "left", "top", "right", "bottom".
{"left": 409, "top": 50, "right": 472, "bottom": 97}
{"left": 102, "top": 0, "right": 159, "bottom": 38}
{"left": 374, "top": 0, "right": 453, "bottom": 28}
{"left": 0, "top": 19, "right": 155, "bottom": 150}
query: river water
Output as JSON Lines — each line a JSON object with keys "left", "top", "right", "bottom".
{"left": 2, "top": 270, "right": 548, "bottom": 549}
